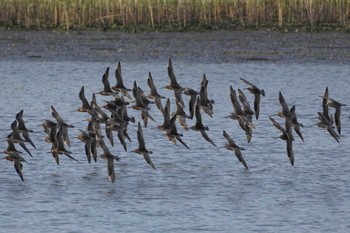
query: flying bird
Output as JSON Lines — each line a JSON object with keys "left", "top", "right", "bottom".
{"left": 240, "top": 78, "right": 265, "bottom": 120}
{"left": 133, "top": 122, "right": 156, "bottom": 170}
{"left": 223, "top": 130, "right": 249, "bottom": 170}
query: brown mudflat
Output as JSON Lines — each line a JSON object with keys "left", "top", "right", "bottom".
{"left": 0, "top": 30, "right": 349, "bottom": 64}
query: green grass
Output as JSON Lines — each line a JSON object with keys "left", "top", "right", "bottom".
{"left": 0, "top": 0, "right": 349, "bottom": 31}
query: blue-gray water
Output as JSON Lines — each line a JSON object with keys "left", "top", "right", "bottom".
{"left": 1, "top": 61, "right": 350, "bottom": 232}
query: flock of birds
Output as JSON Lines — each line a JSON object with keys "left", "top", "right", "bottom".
{"left": 1, "top": 59, "right": 346, "bottom": 183}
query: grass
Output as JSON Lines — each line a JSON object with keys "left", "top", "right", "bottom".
{"left": 0, "top": 0, "right": 349, "bottom": 31}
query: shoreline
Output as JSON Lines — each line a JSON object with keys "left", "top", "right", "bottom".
{"left": 0, "top": 29, "right": 349, "bottom": 64}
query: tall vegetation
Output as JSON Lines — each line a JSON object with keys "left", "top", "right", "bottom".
{"left": 0, "top": 0, "right": 349, "bottom": 30}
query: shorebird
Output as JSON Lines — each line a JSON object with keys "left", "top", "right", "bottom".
{"left": 172, "top": 90, "right": 190, "bottom": 130}
{"left": 147, "top": 71, "right": 165, "bottom": 113}
{"left": 88, "top": 100, "right": 110, "bottom": 125}
{"left": 240, "top": 77, "right": 265, "bottom": 120}
{"left": 8, "top": 120, "right": 32, "bottom": 157}
{"left": 166, "top": 114, "right": 190, "bottom": 149}
{"left": 189, "top": 97, "right": 216, "bottom": 147}
{"left": 99, "top": 67, "right": 117, "bottom": 96}
{"left": 163, "top": 58, "right": 182, "bottom": 91}
{"left": 182, "top": 87, "right": 198, "bottom": 119}
{"left": 104, "top": 108, "right": 130, "bottom": 151}
{"left": 269, "top": 116, "right": 294, "bottom": 166}
{"left": 226, "top": 86, "right": 254, "bottom": 143}
{"left": 112, "top": 62, "right": 132, "bottom": 99}
{"left": 42, "top": 119, "right": 58, "bottom": 144}
{"left": 4, "top": 138, "right": 21, "bottom": 155}
{"left": 86, "top": 117, "right": 104, "bottom": 145}
{"left": 317, "top": 112, "right": 340, "bottom": 143}
{"left": 132, "top": 81, "right": 155, "bottom": 127}
{"left": 86, "top": 122, "right": 98, "bottom": 163}
{"left": 15, "top": 110, "right": 33, "bottom": 133}
{"left": 77, "top": 86, "right": 92, "bottom": 112}
{"left": 199, "top": 74, "right": 214, "bottom": 118}
{"left": 241, "top": 78, "right": 265, "bottom": 120}
{"left": 76, "top": 129, "right": 94, "bottom": 163}
{"left": 98, "top": 138, "right": 120, "bottom": 183}
{"left": 133, "top": 122, "right": 156, "bottom": 170}
{"left": 223, "top": 130, "right": 249, "bottom": 170}
{"left": 237, "top": 89, "right": 254, "bottom": 117}
{"left": 138, "top": 86, "right": 154, "bottom": 107}
{"left": 51, "top": 105, "right": 74, "bottom": 128}
{"left": 15, "top": 110, "right": 36, "bottom": 149}
{"left": 2, "top": 138, "right": 27, "bottom": 181}
{"left": 278, "top": 91, "right": 291, "bottom": 118}
{"left": 51, "top": 126, "right": 79, "bottom": 165}
{"left": 120, "top": 103, "right": 135, "bottom": 124}
{"left": 322, "top": 87, "right": 330, "bottom": 120}
{"left": 2, "top": 151, "right": 27, "bottom": 182}
{"left": 323, "top": 94, "right": 346, "bottom": 135}
{"left": 316, "top": 87, "right": 340, "bottom": 142}
{"left": 158, "top": 98, "right": 171, "bottom": 131}
{"left": 278, "top": 92, "right": 294, "bottom": 141}
{"left": 290, "top": 105, "right": 304, "bottom": 141}
{"left": 51, "top": 105, "right": 74, "bottom": 147}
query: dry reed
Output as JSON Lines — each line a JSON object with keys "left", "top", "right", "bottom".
{"left": 0, "top": 0, "right": 349, "bottom": 30}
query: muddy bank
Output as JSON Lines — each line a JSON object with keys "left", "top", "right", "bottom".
{"left": 0, "top": 30, "right": 349, "bottom": 64}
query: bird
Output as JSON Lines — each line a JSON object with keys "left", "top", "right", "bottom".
{"left": 166, "top": 114, "right": 190, "bottom": 149}
{"left": 104, "top": 108, "right": 130, "bottom": 151}
{"left": 138, "top": 86, "right": 154, "bottom": 107}
{"left": 226, "top": 86, "right": 254, "bottom": 143}
{"left": 76, "top": 129, "right": 94, "bottom": 163}
{"left": 4, "top": 138, "right": 21, "bottom": 155}
{"left": 133, "top": 122, "right": 156, "bottom": 170}
{"left": 189, "top": 97, "right": 216, "bottom": 147}
{"left": 120, "top": 102, "right": 135, "bottom": 123}
{"left": 50, "top": 105, "right": 74, "bottom": 147}
{"left": 158, "top": 98, "right": 171, "bottom": 132}
{"left": 98, "top": 138, "right": 120, "bottom": 183}
{"left": 132, "top": 81, "right": 155, "bottom": 127}
{"left": 172, "top": 90, "right": 190, "bottom": 130}
{"left": 15, "top": 110, "right": 36, "bottom": 149}
{"left": 88, "top": 101, "right": 110, "bottom": 125}
{"left": 85, "top": 123, "right": 98, "bottom": 163}
{"left": 112, "top": 62, "right": 132, "bottom": 99}
{"left": 269, "top": 116, "right": 294, "bottom": 166}
{"left": 237, "top": 89, "right": 254, "bottom": 117}
{"left": 147, "top": 71, "right": 165, "bottom": 113}
{"left": 289, "top": 105, "right": 304, "bottom": 141}
{"left": 321, "top": 87, "right": 330, "bottom": 120}
{"left": 42, "top": 119, "right": 58, "bottom": 144}
{"left": 51, "top": 105, "right": 74, "bottom": 128}
{"left": 2, "top": 151, "right": 27, "bottom": 182}
{"left": 163, "top": 58, "right": 182, "bottom": 91}
{"left": 278, "top": 92, "right": 294, "bottom": 141}
{"left": 317, "top": 87, "right": 341, "bottom": 142}
{"left": 51, "top": 126, "right": 79, "bottom": 165}
{"left": 240, "top": 78, "right": 265, "bottom": 120}
{"left": 323, "top": 94, "right": 346, "bottom": 135}
{"left": 15, "top": 110, "right": 32, "bottom": 132}
{"left": 7, "top": 120, "right": 32, "bottom": 157}
{"left": 278, "top": 91, "right": 291, "bottom": 118}
{"left": 99, "top": 67, "right": 117, "bottom": 96}
{"left": 317, "top": 112, "right": 340, "bottom": 143}
{"left": 77, "top": 86, "right": 92, "bottom": 112}
{"left": 199, "top": 74, "right": 215, "bottom": 118}
{"left": 223, "top": 130, "right": 249, "bottom": 170}
{"left": 181, "top": 87, "right": 198, "bottom": 119}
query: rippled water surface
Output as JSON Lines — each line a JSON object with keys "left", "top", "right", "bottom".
{"left": 1, "top": 61, "right": 350, "bottom": 233}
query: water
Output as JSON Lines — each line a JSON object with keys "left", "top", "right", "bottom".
{"left": 0, "top": 61, "right": 350, "bottom": 232}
